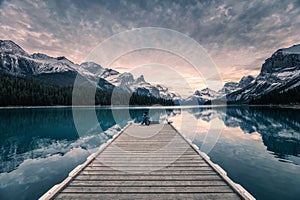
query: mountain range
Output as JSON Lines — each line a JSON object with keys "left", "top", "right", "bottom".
{"left": 0, "top": 39, "right": 299, "bottom": 105}
{"left": 0, "top": 40, "right": 177, "bottom": 106}
{"left": 186, "top": 44, "right": 300, "bottom": 105}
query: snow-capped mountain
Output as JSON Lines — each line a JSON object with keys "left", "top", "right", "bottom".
{"left": 80, "top": 61, "right": 180, "bottom": 99}
{"left": 219, "top": 75, "right": 255, "bottom": 95}
{"left": 0, "top": 41, "right": 79, "bottom": 76}
{"left": 237, "top": 75, "right": 255, "bottom": 89}
{"left": 189, "top": 44, "right": 300, "bottom": 105}
{"left": 226, "top": 44, "right": 300, "bottom": 103}
{"left": 219, "top": 82, "right": 239, "bottom": 95}
{"left": 0, "top": 40, "right": 28, "bottom": 56}
{"left": 1, "top": 40, "right": 299, "bottom": 104}
{"left": 280, "top": 44, "right": 300, "bottom": 54}
{"left": 184, "top": 88, "right": 222, "bottom": 105}
{"left": 185, "top": 75, "right": 255, "bottom": 105}
{"left": 0, "top": 40, "right": 179, "bottom": 101}
{"left": 156, "top": 84, "right": 181, "bottom": 101}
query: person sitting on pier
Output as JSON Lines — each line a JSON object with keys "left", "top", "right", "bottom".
{"left": 141, "top": 111, "right": 150, "bottom": 126}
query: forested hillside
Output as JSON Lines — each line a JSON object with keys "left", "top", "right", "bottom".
{"left": 0, "top": 75, "right": 174, "bottom": 106}
{"left": 250, "top": 86, "right": 300, "bottom": 105}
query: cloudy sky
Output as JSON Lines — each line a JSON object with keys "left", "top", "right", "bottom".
{"left": 0, "top": 0, "right": 299, "bottom": 96}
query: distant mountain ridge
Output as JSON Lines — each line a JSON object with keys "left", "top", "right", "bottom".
{"left": 0, "top": 40, "right": 176, "bottom": 106}
{"left": 188, "top": 44, "right": 300, "bottom": 104}
{"left": 0, "top": 40, "right": 299, "bottom": 105}
{"left": 0, "top": 40, "right": 179, "bottom": 103}
{"left": 226, "top": 44, "right": 300, "bottom": 103}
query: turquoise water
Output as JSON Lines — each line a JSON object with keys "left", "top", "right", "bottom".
{"left": 0, "top": 106, "right": 299, "bottom": 200}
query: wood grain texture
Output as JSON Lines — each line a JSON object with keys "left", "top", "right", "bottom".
{"left": 52, "top": 124, "right": 242, "bottom": 200}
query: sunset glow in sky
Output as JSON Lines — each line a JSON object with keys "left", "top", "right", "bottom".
{"left": 0, "top": 0, "right": 299, "bottom": 96}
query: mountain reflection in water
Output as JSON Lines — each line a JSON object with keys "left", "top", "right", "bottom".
{"left": 186, "top": 106, "right": 300, "bottom": 162}
{"left": 0, "top": 106, "right": 299, "bottom": 200}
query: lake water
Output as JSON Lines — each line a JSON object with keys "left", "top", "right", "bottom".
{"left": 0, "top": 106, "right": 299, "bottom": 200}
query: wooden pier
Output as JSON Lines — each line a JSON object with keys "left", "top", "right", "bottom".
{"left": 40, "top": 123, "right": 255, "bottom": 200}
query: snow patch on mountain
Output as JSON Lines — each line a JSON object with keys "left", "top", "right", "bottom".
{"left": 0, "top": 40, "right": 28, "bottom": 56}
{"left": 80, "top": 62, "right": 180, "bottom": 100}
{"left": 184, "top": 88, "right": 222, "bottom": 105}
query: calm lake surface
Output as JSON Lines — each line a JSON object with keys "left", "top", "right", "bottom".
{"left": 0, "top": 106, "right": 299, "bottom": 200}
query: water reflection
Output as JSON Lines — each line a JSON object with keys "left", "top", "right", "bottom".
{"left": 182, "top": 106, "right": 300, "bottom": 200}
{"left": 223, "top": 107, "right": 300, "bottom": 159}
{"left": 1, "top": 106, "right": 299, "bottom": 173}
{"left": 0, "top": 106, "right": 299, "bottom": 200}
{"left": 0, "top": 107, "right": 177, "bottom": 174}
{"left": 185, "top": 106, "right": 300, "bottom": 162}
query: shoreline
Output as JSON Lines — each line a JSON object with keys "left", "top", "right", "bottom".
{"left": 0, "top": 104, "right": 299, "bottom": 109}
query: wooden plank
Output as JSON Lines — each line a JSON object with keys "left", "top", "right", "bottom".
{"left": 81, "top": 167, "right": 214, "bottom": 172}
{"left": 77, "top": 168, "right": 216, "bottom": 173}
{"left": 69, "top": 180, "right": 228, "bottom": 186}
{"left": 114, "top": 140, "right": 187, "bottom": 142}
{"left": 112, "top": 139, "right": 187, "bottom": 142}
{"left": 116, "top": 136, "right": 183, "bottom": 140}
{"left": 55, "top": 192, "right": 241, "bottom": 200}
{"left": 45, "top": 123, "right": 251, "bottom": 200}
{"left": 95, "top": 160, "right": 207, "bottom": 163}
{"left": 101, "top": 151, "right": 196, "bottom": 154}
{"left": 107, "top": 145, "right": 189, "bottom": 149}
{"left": 104, "top": 146, "right": 192, "bottom": 149}
{"left": 61, "top": 185, "right": 234, "bottom": 193}
{"left": 73, "top": 175, "right": 222, "bottom": 181}
{"left": 95, "top": 156, "right": 206, "bottom": 161}
{"left": 95, "top": 155, "right": 202, "bottom": 158}
{"left": 88, "top": 163, "right": 210, "bottom": 167}
{"left": 79, "top": 170, "right": 217, "bottom": 175}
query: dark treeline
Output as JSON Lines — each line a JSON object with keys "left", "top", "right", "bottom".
{"left": 250, "top": 86, "right": 300, "bottom": 105}
{"left": 0, "top": 75, "right": 174, "bottom": 106}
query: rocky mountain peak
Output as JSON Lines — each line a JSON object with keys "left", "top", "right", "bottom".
{"left": 238, "top": 75, "right": 255, "bottom": 88}
{"left": 193, "top": 88, "right": 219, "bottom": 97}
{"left": 194, "top": 88, "right": 210, "bottom": 96}
{"left": 226, "top": 44, "right": 300, "bottom": 103}
{"left": 119, "top": 72, "right": 134, "bottom": 84}
{"left": 80, "top": 62, "right": 104, "bottom": 75}
{"left": 220, "top": 82, "right": 239, "bottom": 94}
{"left": 261, "top": 44, "right": 300, "bottom": 74}
{"left": 193, "top": 90, "right": 201, "bottom": 96}
{"left": 278, "top": 44, "right": 300, "bottom": 55}
{"left": 0, "top": 40, "right": 28, "bottom": 56}
{"left": 135, "top": 75, "right": 145, "bottom": 83}
{"left": 31, "top": 53, "right": 53, "bottom": 60}
{"left": 56, "top": 56, "right": 68, "bottom": 61}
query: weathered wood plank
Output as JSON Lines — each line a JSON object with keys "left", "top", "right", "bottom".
{"left": 96, "top": 155, "right": 202, "bottom": 159}
{"left": 79, "top": 170, "right": 217, "bottom": 175}
{"left": 80, "top": 167, "right": 214, "bottom": 172}
{"left": 95, "top": 157, "right": 206, "bottom": 162}
{"left": 81, "top": 169, "right": 214, "bottom": 173}
{"left": 104, "top": 146, "right": 192, "bottom": 149}
{"left": 61, "top": 185, "right": 234, "bottom": 193}
{"left": 69, "top": 180, "right": 228, "bottom": 186}
{"left": 88, "top": 163, "right": 210, "bottom": 167}
{"left": 101, "top": 151, "right": 197, "bottom": 154}
{"left": 112, "top": 139, "right": 187, "bottom": 142}
{"left": 55, "top": 192, "right": 241, "bottom": 200}
{"left": 92, "top": 161, "right": 207, "bottom": 164}
{"left": 73, "top": 174, "right": 222, "bottom": 181}
{"left": 47, "top": 123, "right": 250, "bottom": 200}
